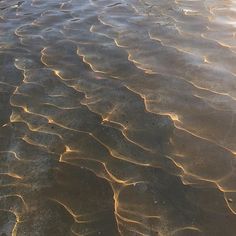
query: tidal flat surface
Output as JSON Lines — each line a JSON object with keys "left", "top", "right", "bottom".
{"left": 0, "top": 0, "right": 236, "bottom": 235}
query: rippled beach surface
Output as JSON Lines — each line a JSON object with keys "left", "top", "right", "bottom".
{"left": 1, "top": 0, "right": 236, "bottom": 235}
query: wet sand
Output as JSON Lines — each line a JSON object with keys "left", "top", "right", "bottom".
{"left": 1, "top": 0, "right": 236, "bottom": 235}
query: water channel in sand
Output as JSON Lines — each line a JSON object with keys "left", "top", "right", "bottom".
{"left": 1, "top": 0, "right": 236, "bottom": 235}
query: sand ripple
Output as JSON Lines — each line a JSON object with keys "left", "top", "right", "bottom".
{"left": 1, "top": 0, "right": 236, "bottom": 235}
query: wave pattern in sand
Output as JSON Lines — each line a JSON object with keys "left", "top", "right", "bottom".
{"left": 1, "top": 0, "right": 236, "bottom": 235}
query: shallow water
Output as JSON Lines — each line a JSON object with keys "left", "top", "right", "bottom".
{"left": 0, "top": 0, "right": 236, "bottom": 235}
